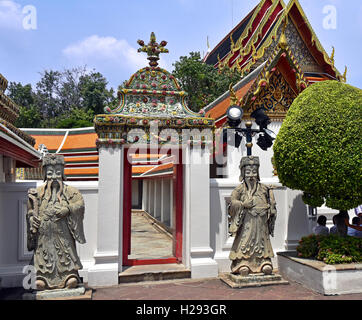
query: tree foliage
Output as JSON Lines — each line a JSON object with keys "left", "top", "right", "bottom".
{"left": 172, "top": 52, "right": 241, "bottom": 112}
{"left": 9, "top": 53, "right": 242, "bottom": 127}
{"left": 7, "top": 67, "right": 116, "bottom": 128}
{"left": 7, "top": 82, "right": 42, "bottom": 128}
{"left": 273, "top": 80, "right": 362, "bottom": 210}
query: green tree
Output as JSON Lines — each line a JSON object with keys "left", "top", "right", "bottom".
{"left": 273, "top": 80, "right": 362, "bottom": 212}
{"left": 79, "top": 71, "right": 116, "bottom": 115}
{"left": 35, "top": 70, "right": 63, "bottom": 122}
{"left": 7, "top": 82, "right": 43, "bottom": 128}
{"left": 172, "top": 52, "right": 241, "bottom": 112}
{"left": 7, "top": 67, "right": 117, "bottom": 129}
{"left": 56, "top": 108, "right": 95, "bottom": 128}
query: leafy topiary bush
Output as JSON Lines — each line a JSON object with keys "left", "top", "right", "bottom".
{"left": 297, "top": 234, "right": 362, "bottom": 264}
{"left": 273, "top": 80, "right": 362, "bottom": 210}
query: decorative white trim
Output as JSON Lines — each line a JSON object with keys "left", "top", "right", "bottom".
{"left": 93, "top": 251, "right": 119, "bottom": 265}
{"left": 21, "top": 127, "right": 95, "bottom": 132}
{"left": 0, "top": 126, "right": 41, "bottom": 159}
{"left": 18, "top": 199, "right": 33, "bottom": 261}
{"left": 56, "top": 130, "right": 69, "bottom": 153}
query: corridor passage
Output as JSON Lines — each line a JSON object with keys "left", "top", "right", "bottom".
{"left": 129, "top": 211, "right": 173, "bottom": 260}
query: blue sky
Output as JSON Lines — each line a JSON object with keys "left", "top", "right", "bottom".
{"left": 1, "top": 0, "right": 361, "bottom": 91}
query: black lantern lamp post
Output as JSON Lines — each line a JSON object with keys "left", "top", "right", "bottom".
{"left": 223, "top": 105, "right": 276, "bottom": 155}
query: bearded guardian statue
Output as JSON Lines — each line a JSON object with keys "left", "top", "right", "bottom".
{"left": 228, "top": 156, "right": 277, "bottom": 276}
{"left": 26, "top": 154, "right": 86, "bottom": 290}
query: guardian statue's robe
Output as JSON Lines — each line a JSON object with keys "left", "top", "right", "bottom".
{"left": 27, "top": 184, "right": 86, "bottom": 289}
{"left": 229, "top": 182, "right": 277, "bottom": 274}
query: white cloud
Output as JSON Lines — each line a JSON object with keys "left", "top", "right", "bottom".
{"left": 63, "top": 35, "right": 169, "bottom": 72}
{"left": 0, "top": 0, "right": 23, "bottom": 29}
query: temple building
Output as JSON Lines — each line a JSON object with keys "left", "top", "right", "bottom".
{"left": 0, "top": 74, "right": 40, "bottom": 183}
{"left": 203, "top": 0, "right": 345, "bottom": 181}
{"left": 0, "top": 0, "right": 355, "bottom": 288}
{"left": 0, "top": 73, "right": 41, "bottom": 288}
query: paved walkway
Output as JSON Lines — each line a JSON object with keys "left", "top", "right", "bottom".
{"left": 91, "top": 277, "right": 362, "bottom": 300}
{"left": 129, "top": 211, "right": 173, "bottom": 260}
{"left": 2, "top": 277, "right": 361, "bottom": 300}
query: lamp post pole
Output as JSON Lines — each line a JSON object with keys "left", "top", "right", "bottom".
{"left": 231, "top": 122, "right": 264, "bottom": 156}
{"left": 225, "top": 105, "right": 276, "bottom": 155}
{"left": 245, "top": 121, "right": 253, "bottom": 156}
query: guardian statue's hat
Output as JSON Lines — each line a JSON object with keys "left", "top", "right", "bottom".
{"left": 42, "top": 154, "right": 66, "bottom": 181}
{"left": 42, "top": 154, "right": 65, "bottom": 167}
{"left": 239, "top": 156, "right": 260, "bottom": 169}
{"left": 239, "top": 156, "right": 260, "bottom": 182}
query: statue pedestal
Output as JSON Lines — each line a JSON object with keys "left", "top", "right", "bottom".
{"left": 22, "top": 285, "right": 92, "bottom": 300}
{"left": 220, "top": 273, "right": 289, "bottom": 289}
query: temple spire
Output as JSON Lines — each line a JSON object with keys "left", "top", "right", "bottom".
{"left": 229, "top": 84, "right": 239, "bottom": 106}
{"left": 278, "top": 15, "right": 288, "bottom": 49}
{"left": 330, "top": 46, "right": 335, "bottom": 65}
{"left": 137, "top": 32, "right": 169, "bottom": 67}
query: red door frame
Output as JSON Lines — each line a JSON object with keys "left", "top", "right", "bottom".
{"left": 122, "top": 148, "right": 183, "bottom": 266}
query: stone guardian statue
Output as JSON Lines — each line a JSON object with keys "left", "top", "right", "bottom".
{"left": 26, "top": 154, "right": 86, "bottom": 290}
{"left": 228, "top": 156, "right": 277, "bottom": 276}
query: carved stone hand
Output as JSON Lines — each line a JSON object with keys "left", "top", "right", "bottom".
{"left": 55, "top": 205, "right": 70, "bottom": 219}
{"left": 242, "top": 199, "right": 254, "bottom": 209}
{"left": 30, "top": 216, "right": 41, "bottom": 233}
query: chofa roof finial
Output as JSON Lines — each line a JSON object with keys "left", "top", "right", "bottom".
{"left": 137, "top": 32, "right": 169, "bottom": 67}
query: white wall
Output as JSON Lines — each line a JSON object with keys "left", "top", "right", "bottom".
{"left": 0, "top": 181, "right": 98, "bottom": 288}
{"left": 184, "top": 146, "right": 218, "bottom": 278}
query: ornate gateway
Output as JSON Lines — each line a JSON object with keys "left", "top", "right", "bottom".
{"left": 94, "top": 33, "right": 215, "bottom": 148}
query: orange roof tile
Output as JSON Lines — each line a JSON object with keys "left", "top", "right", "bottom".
{"left": 64, "top": 167, "right": 99, "bottom": 175}
{"left": 305, "top": 76, "right": 330, "bottom": 82}
{"left": 32, "top": 134, "right": 65, "bottom": 151}
{"left": 61, "top": 132, "right": 97, "bottom": 151}
{"left": 151, "top": 162, "right": 174, "bottom": 173}
{"left": 132, "top": 166, "right": 155, "bottom": 174}
{"left": 205, "top": 79, "right": 256, "bottom": 120}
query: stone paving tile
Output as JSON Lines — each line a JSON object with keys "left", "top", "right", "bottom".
{"left": 129, "top": 212, "right": 173, "bottom": 260}
{"left": 92, "top": 278, "right": 362, "bottom": 300}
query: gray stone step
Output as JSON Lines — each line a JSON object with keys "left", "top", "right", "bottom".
{"left": 119, "top": 264, "right": 191, "bottom": 284}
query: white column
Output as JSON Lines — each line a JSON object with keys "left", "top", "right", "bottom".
{"left": 149, "top": 180, "right": 155, "bottom": 216}
{"left": 185, "top": 145, "right": 218, "bottom": 279}
{"left": 160, "top": 179, "right": 165, "bottom": 223}
{"left": 162, "top": 179, "right": 171, "bottom": 227}
{"left": 87, "top": 146, "right": 124, "bottom": 287}
{"left": 170, "top": 179, "right": 174, "bottom": 229}
{"left": 147, "top": 179, "right": 151, "bottom": 214}
{"left": 155, "top": 180, "right": 162, "bottom": 220}
{"left": 142, "top": 180, "right": 147, "bottom": 211}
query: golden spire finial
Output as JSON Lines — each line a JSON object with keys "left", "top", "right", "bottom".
{"left": 229, "top": 84, "right": 239, "bottom": 106}
{"left": 278, "top": 15, "right": 288, "bottom": 49}
{"left": 217, "top": 54, "right": 224, "bottom": 72}
{"left": 330, "top": 46, "right": 335, "bottom": 65}
{"left": 230, "top": 33, "right": 235, "bottom": 53}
